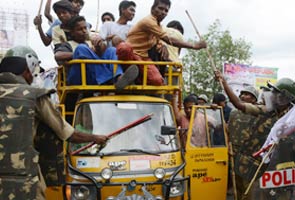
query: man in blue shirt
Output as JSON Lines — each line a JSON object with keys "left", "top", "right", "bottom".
{"left": 34, "top": 0, "right": 90, "bottom": 47}
{"left": 54, "top": 16, "right": 138, "bottom": 87}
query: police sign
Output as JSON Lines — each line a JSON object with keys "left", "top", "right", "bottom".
{"left": 260, "top": 168, "right": 295, "bottom": 188}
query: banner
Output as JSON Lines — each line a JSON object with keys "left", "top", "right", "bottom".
{"left": 223, "top": 63, "right": 278, "bottom": 97}
{"left": 0, "top": 9, "right": 28, "bottom": 50}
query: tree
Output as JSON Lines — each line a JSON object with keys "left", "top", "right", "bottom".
{"left": 182, "top": 19, "right": 252, "bottom": 99}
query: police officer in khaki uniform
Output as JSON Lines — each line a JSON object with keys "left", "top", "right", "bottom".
{"left": 0, "top": 46, "right": 108, "bottom": 200}
{"left": 215, "top": 70, "right": 295, "bottom": 200}
{"left": 227, "top": 86, "right": 259, "bottom": 199}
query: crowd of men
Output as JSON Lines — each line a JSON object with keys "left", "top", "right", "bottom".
{"left": 1, "top": 0, "right": 295, "bottom": 200}
{"left": 173, "top": 75, "right": 295, "bottom": 200}
{"left": 33, "top": 0, "right": 206, "bottom": 89}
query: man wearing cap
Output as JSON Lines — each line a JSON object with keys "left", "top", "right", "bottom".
{"left": 44, "top": 0, "right": 85, "bottom": 24}
{"left": 228, "top": 85, "right": 259, "bottom": 153}
{"left": 34, "top": 0, "right": 89, "bottom": 47}
{"left": 0, "top": 47, "right": 108, "bottom": 199}
{"left": 226, "top": 85, "right": 259, "bottom": 198}
{"left": 34, "top": 0, "right": 74, "bottom": 47}
{"left": 51, "top": 0, "right": 77, "bottom": 49}
{"left": 239, "top": 86, "right": 259, "bottom": 104}
{"left": 215, "top": 70, "right": 295, "bottom": 199}
{"left": 197, "top": 94, "right": 208, "bottom": 105}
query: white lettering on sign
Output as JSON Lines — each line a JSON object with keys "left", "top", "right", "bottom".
{"left": 259, "top": 168, "right": 295, "bottom": 189}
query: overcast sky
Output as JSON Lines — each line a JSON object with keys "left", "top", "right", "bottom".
{"left": 1, "top": 0, "right": 295, "bottom": 80}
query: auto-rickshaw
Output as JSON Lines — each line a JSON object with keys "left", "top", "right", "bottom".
{"left": 45, "top": 59, "right": 228, "bottom": 199}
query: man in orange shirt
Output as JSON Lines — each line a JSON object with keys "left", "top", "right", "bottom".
{"left": 116, "top": 0, "right": 206, "bottom": 88}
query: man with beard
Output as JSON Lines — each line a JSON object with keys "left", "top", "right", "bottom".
{"left": 215, "top": 70, "right": 295, "bottom": 200}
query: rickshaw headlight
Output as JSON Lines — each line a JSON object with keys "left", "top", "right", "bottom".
{"left": 73, "top": 185, "right": 90, "bottom": 200}
{"left": 101, "top": 168, "right": 113, "bottom": 180}
{"left": 154, "top": 168, "right": 166, "bottom": 179}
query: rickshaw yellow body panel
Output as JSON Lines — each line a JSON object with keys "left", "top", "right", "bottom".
{"left": 184, "top": 106, "right": 228, "bottom": 200}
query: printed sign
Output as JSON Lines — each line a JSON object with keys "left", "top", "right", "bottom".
{"left": 192, "top": 168, "right": 208, "bottom": 179}
{"left": 108, "top": 160, "right": 127, "bottom": 171}
{"left": 260, "top": 168, "right": 295, "bottom": 188}
{"left": 0, "top": 10, "right": 28, "bottom": 50}
{"left": 190, "top": 153, "right": 215, "bottom": 162}
{"left": 76, "top": 157, "right": 101, "bottom": 169}
{"left": 223, "top": 63, "right": 278, "bottom": 97}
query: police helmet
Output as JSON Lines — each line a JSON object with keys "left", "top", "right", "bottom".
{"left": 5, "top": 46, "right": 42, "bottom": 74}
{"left": 267, "top": 78, "right": 295, "bottom": 101}
{"left": 240, "top": 86, "right": 259, "bottom": 101}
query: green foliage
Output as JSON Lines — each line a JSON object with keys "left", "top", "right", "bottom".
{"left": 182, "top": 19, "right": 252, "bottom": 100}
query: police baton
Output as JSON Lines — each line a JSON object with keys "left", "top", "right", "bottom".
{"left": 71, "top": 113, "right": 153, "bottom": 155}
{"left": 185, "top": 10, "right": 224, "bottom": 90}
{"left": 252, "top": 143, "right": 273, "bottom": 158}
{"left": 186, "top": 10, "right": 232, "bottom": 198}
{"left": 244, "top": 143, "right": 276, "bottom": 195}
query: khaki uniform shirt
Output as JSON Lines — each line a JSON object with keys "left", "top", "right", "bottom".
{"left": 35, "top": 95, "right": 74, "bottom": 140}
{"left": 0, "top": 73, "right": 74, "bottom": 199}
{"left": 244, "top": 103, "right": 267, "bottom": 116}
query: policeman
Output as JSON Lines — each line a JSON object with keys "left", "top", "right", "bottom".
{"left": 256, "top": 79, "right": 295, "bottom": 200}
{"left": 239, "top": 86, "right": 259, "bottom": 104}
{"left": 227, "top": 85, "right": 259, "bottom": 199}
{"left": 0, "top": 46, "right": 108, "bottom": 200}
{"left": 215, "top": 70, "right": 294, "bottom": 115}
{"left": 229, "top": 85, "right": 259, "bottom": 155}
{"left": 215, "top": 70, "right": 295, "bottom": 200}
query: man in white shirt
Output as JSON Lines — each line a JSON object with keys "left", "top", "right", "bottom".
{"left": 99, "top": 0, "right": 136, "bottom": 47}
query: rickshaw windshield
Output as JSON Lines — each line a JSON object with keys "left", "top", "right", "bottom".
{"left": 72, "top": 102, "right": 179, "bottom": 154}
